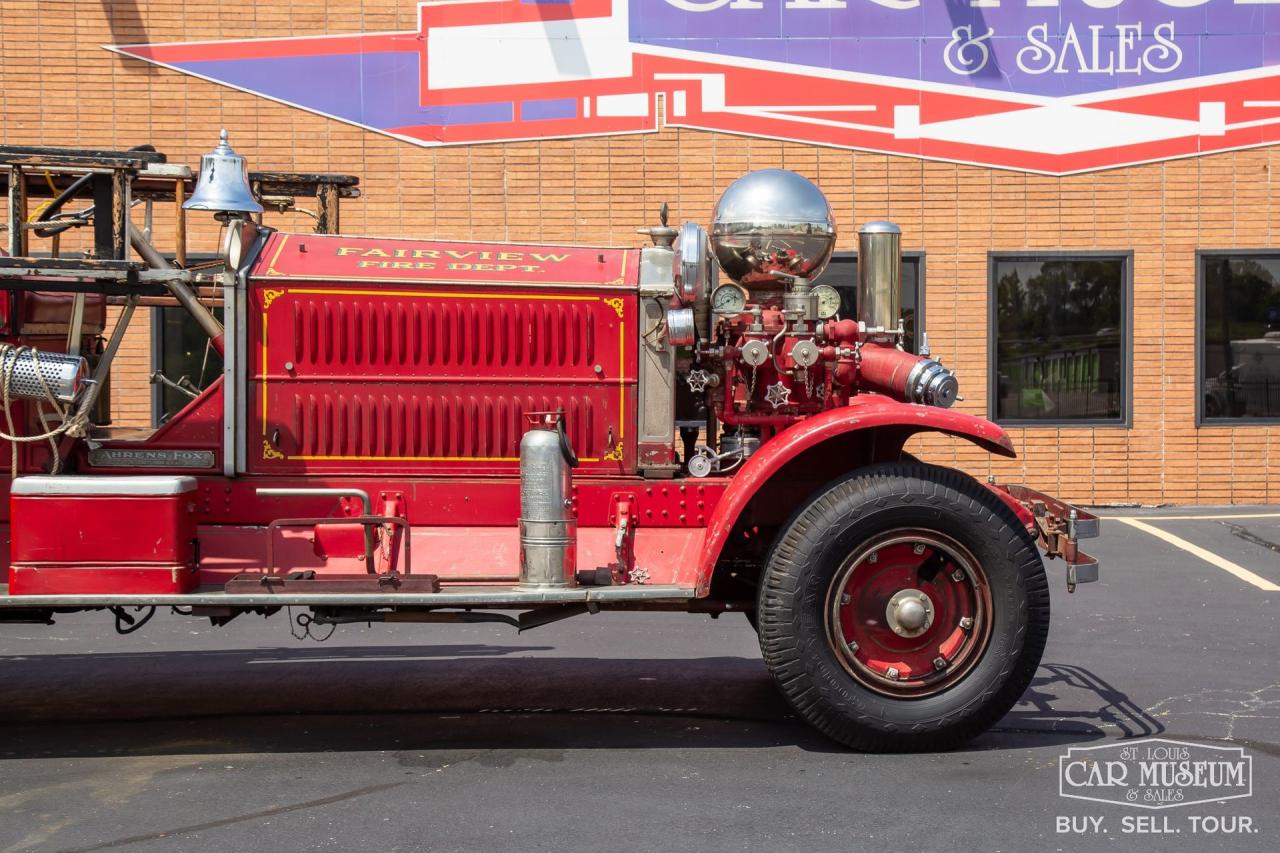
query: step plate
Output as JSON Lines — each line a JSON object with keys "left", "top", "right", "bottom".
{"left": 223, "top": 573, "right": 443, "bottom": 595}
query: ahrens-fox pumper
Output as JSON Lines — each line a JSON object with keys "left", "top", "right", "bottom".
{"left": 0, "top": 138, "right": 1099, "bottom": 750}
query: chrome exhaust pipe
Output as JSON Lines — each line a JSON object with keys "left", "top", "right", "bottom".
{"left": 857, "top": 220, "right": 901, "bottom": 339}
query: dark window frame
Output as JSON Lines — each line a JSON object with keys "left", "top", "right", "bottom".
{"left": 1196, "top": 249, "right": 1280, "bottom": 427}
{"left": 150, "top": 304, "right": 224, "bottom": 426}
{"left": 818, "top": 250, "right": 926, "bottom": 354}
{"left": 150, "top": 252, "right": 223, "bottom": 426}
{"left": 987, "top": 250, "right": 1133, "bottom": 428}
{"left": 149, "top": 312, "right": 162, "bottom": 425}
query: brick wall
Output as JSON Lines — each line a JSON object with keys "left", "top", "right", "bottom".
{"left": 2, "top": 1, "right": 1277, "bottom": 504}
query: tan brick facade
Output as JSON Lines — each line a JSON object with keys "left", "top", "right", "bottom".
{"left": 2, "top": 2, "right": 1277, "bottom": 504}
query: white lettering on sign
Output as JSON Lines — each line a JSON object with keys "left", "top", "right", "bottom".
{"left": 944, "top": 26, "right": 995, "bottom": 76}
{"left": 653, "top": 0, "right": 1277, "bottom": 81}
{"left": 660, "top": 0, "right": 1279, "bottom": 11}
{"left": 1018, "top": 22, "right": 1182, "bottom": 75}
{"left": 659, "top": 0, "right": 762, "bottom": 10}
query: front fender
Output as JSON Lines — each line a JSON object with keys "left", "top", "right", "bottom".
{"left": 695, "top": 396, "right": 1015, "bottom": 595}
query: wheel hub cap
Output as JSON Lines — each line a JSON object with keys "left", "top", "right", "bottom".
{"left": 886, "top": 589, "right": 933, "bottom": 637}
{"left": 825, "top": 530, "right": 993, "bottom": 698}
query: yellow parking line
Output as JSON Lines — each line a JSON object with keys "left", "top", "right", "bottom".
{"left": 1113, "top": 518, "right": 1280, "bottom": 592}
{"left": 1110, "top": 513, "right": 1280, "bottom": 521}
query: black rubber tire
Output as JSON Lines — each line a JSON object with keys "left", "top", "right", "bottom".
{"left": 756, "top": 461, "right": 1050, "bottom": 752}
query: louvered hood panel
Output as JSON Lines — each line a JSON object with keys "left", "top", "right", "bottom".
{"left": 250, "top": 282, "right": 635, "bottom": 474}
{"left": 287, "top": 298, "right": 600, "bottom": 376}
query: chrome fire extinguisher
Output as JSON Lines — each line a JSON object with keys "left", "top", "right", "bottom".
{"left": 518, "top": 411, "right": 579, "bottom": 587}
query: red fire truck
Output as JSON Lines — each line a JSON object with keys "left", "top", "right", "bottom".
{"left": 0, "top": 139, "right": 1098, "bottom": 750}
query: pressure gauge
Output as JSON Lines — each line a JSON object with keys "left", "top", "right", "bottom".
{"left": 811, "top": 284, "right": 842, "bottom": 320}
{"left": 711, "top": 283, "right": 747, "bottom": 316}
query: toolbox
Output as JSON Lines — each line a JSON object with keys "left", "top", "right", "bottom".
{"left": 9, "top": 476, "right": 198, "bottom": 595}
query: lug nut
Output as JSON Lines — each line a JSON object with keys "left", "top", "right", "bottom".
{"left": 847, "top": 640, "right": 859, "bottom": 653}
{"left": 959, "top": 616, "right": 974, "bottom": 630}
{"left": 951, "top": 569, "right": 965, "bottom": 582}
{"left": 868, "top": 551, "right": 878, "bottom": 564}
{"left": 885, "top": 667, "right": 899, "bottom": 680}
{"left": 840, "top": 593, "right": 851, "bottom": 605}
{"left": 913, "top": 543, "right": 925, "bottom": 555}
{"left": 933, "top": 656, "right": 947, "bottom": 671}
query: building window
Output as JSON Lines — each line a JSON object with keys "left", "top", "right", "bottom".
{"left": 152, "top": 307, "right": 223, "bottom": 425}
{"left": 1199, "top": 253, "right": 1280, "bottom": 423}
{"left": 812, "top": 252, "right": 924, "bottom": 354}
{"left": 990, "top": 253, "right": 1129, "bottom": 425}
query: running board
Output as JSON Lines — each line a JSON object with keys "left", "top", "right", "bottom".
{"left": 0, "top": 583, "right": 697, "bottom": 609}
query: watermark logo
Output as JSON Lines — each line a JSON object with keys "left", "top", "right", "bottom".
{"left": 1060, "top": 738, "right": 1252, "bottom": 810}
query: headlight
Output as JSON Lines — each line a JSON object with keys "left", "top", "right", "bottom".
{"left": 673, "top": 221, "right": 712, "bottom": 306}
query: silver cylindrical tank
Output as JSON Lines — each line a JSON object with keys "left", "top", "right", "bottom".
{"left": 0, "top": 347, "right": 88, "bottom": 403}
{"left": 857, "top": 221, "right": 902, "bottom": 336}
{"left": 519, "top": 413, "right": 578, "bottom": 587}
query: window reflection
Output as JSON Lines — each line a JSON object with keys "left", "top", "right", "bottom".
{"left": 1202, "top": 256, "right": 1280, "bottom": 421}
{"left": 154, "top": 307, "right": 223, "bottom": 424}
{"left": 992, "top": 257, "right": 1126, "bottom": 423}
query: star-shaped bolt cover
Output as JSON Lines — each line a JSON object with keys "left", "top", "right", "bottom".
{"left": 764, "top": 381, "right": 792, "bottom": 410}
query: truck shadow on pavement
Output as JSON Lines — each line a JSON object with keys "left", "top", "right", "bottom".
{"left": 0, "top": 649, "right": 1161, "bottom": 758}
{"left": 975, "top": 662, "right": 1164, "bottom": 750}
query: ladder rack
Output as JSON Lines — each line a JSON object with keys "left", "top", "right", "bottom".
{"left": 0, "top": 144, "right": 361, "bottom": 295}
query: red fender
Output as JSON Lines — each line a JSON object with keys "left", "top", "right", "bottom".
{"left": 696, "top": 396, "right": 1016, "bottom": 595}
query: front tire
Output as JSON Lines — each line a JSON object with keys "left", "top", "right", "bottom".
{"left": 757, "top": 462, "right": 1049, "bottom": 751}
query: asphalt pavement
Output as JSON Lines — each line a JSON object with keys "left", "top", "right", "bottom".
{"left": 1, "top": 507, "right": 1278, "bottom": 853}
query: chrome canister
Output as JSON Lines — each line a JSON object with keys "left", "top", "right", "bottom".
{"left": 518, "top": 412, "right": 578, "bottom": 587}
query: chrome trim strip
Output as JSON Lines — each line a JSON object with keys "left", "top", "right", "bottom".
{"left": 230, "top": 229, "right": 268, "bottom": 475}
{"left": 222, "top": 265, "right": 238, "bottom": 477}
{"left": 246, "top": 274, "right": 636, "bottom": 291}
{"left": 0, "top": 584, "right": 697, "bottom": 608}
{"left": 11, "top": 475, "right": 198, "bottom": 496}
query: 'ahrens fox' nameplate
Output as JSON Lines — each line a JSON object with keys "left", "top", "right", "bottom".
{"left": 88, "top": 448, "right": 215, "bottom": 469}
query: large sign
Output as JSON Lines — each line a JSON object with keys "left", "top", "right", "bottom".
{"left": 111, "top": 1, "right": 1280, "bottom": 174}
{"left": 255, "top": 234, "right": 632, "bottom": 286}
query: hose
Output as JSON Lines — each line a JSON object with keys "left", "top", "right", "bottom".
{"left": 111, "top": 605, "right": 156, "bottom": 635}
{"left": 30, "top": 144, "right": 158, "bottom": 239}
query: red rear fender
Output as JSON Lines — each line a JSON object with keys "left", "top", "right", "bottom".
{"left": 696, "top": 396, "right": 1015, "bottom": 595}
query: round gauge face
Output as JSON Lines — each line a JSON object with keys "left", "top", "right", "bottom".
{"left": 711, "top": 284, "right": 747, "bottom": 315}
{"left": 812, "top": 284, "right": 842, "bottom": 320}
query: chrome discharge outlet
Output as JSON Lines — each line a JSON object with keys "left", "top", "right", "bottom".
{"left": 905, "top": 358, "right": 960, "bottom": 408}
{"left": 519, "top": 412, "right": 579, "bottom": 587}
{"left": 857, "top": 220, "right": 901, "bottom": 338}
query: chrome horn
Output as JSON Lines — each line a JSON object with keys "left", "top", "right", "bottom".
{"left": 184, "top": 129, "right": 263, "bottom": 215}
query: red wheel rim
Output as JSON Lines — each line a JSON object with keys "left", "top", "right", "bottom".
{"left": 824, "top": 529, "right": 993, "bottom": 698}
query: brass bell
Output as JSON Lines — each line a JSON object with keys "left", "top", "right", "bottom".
{"left": 184, "top": 129, "right": 263, "bottom": 214}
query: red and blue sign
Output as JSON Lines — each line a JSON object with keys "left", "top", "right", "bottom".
{"left": 110, "top": 0, "right": 1280, "bottom": 174}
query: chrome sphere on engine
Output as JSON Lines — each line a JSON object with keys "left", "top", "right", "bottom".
{"left": 710, "top": 169, "right": 836, "bottom": 285}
